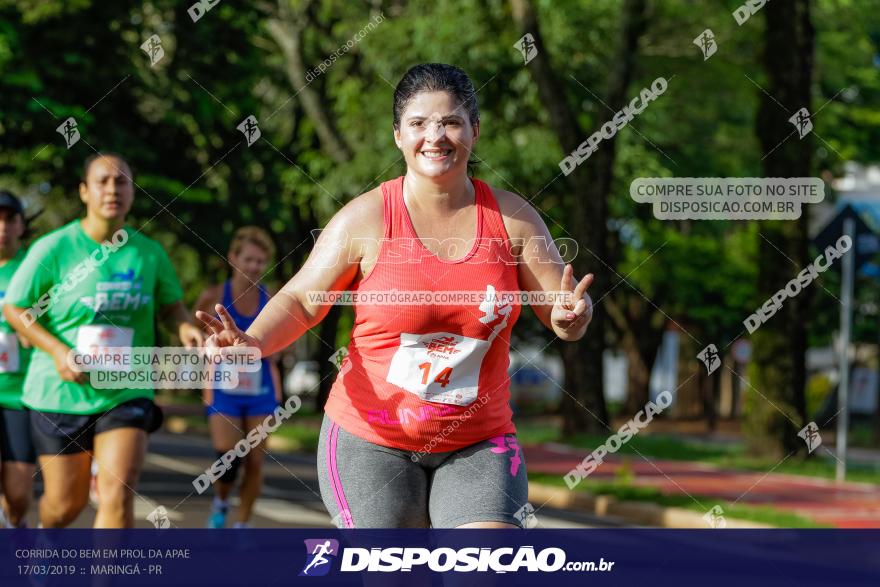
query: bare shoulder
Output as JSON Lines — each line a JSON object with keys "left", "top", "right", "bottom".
{"left": 485, "top": 184, "right": 547, "bottom": 241}
{"left": 307, "top": 186, "right": 385, "bottom": 275}
{"left": 203, "top": 283, "right": 224, "bottom": 301}
{"left": 194, "top": 283, "right": 224, "bottom": 311}
{"left": 331, "top": 186, "right": 385, "bottom": 240}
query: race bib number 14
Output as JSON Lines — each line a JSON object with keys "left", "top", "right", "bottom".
{"left": 219, "top": 364, "right": 264, "bottom": 396}
{"left": 386, "top": 332, "right": 490, "bottom": 406}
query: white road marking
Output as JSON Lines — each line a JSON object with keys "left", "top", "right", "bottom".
{"left": 146, "top": 453, "right": 205, "bottom": 475}
{"left": 250, "top": 498, "right": 334, "bottom": 527}
{"left": 133, "top": 496, "right": 184, "bottom": 522}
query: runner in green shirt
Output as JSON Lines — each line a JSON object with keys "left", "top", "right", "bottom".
{"left": 3, "top": 154, "right": 204, "bottom": 528}
{"left": 0, "top": 190, "right": 35, "bottom": 528}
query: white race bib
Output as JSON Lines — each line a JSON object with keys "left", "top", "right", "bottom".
{"left": 76, "top": 325, "right": 134, "bottom": 371}
{"left": 386, "top": 332, "right": 490, "bottom": 406}
{"left": 0, "top": 332, "right": 20, "bottom": 373}
{"left": 220, "top": 363, "right": 264, "bottom": 396}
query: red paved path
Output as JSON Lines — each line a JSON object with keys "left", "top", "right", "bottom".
{"left": 524, "top": 443, "right": 880, "bottom": 528}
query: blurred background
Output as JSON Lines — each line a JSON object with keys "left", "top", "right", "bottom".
{"left": 2, "top": 0, "right": 880, "bottom": 528}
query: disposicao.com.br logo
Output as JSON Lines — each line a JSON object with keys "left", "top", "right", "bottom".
{"left": 299, "top": 538, "right": 614, "bottom": 575}
{"left": 300, "top": 539, "right": 340, "bottom": 576}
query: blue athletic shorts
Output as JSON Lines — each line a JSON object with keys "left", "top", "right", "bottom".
{"left": 207, "top": 389, "right": 278, "bottom": 419}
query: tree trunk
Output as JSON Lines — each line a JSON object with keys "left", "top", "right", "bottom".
{"left": 511, "top": 0, "right": 648, "bottom": 435}
{"left": 265, "top": 0, "right": 352, "bottom": 164}
{"left": 606, "top": 297, "right": 662, "bottom": 415}
{"left": 625, "top": 342, "right": 652, "bottom": 413}
{"left": 703, "top": 368, "right": 720, "bottom": 432}
{"left": 266, "top": 0, "right": 355, "bottom": 408}
{"left": 745, "top": 0, "right": 814, "bottom": 457}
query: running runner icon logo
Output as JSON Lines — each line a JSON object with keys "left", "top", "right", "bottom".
{"left": 300, "top": 539, "right": 339, "bottom": 577}
{"left": 140, "top": 34, "right": 164, "bottom": 66}
{"left": 697, "top": 344, "right": 721, "bottom": 375}
{"left": 514, "top": 33, "right": 538, "bottom": 65}
{"left": 789, "top": 107, "right": 813, "bottom": 139}
{"left": 693, "top": 29, "right": 717, "bottom": 60}
{"left": 237, "top": 115, "right": 261, "bottom": 146}
{"left": 56, "top": 117, "right": 80, "bottom": 149}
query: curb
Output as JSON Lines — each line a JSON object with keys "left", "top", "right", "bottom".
{"left": 527, "top": 482, "right": 772, "bottom": 528}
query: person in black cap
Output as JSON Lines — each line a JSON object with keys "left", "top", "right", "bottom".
{"left": 0, "top": 189, "right": 35, "bottom": 527}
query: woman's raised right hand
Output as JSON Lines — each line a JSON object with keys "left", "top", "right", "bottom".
{"left": 196, "top": 304, "right": 262, "bottom": 350}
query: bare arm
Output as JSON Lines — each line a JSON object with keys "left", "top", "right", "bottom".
{"left": 270, "top": 360, "right": 282, "bottom": 403}
{"left": 258, "top": 285, "right": 287, "bottom": 361}
{"left": 2, "top": 304, "right": 86, "bottom": 383}
{"left": 261, "top": 284, "right": 284, "bottom": 402}
{"left": 197, "top": 190, "right": 382, "bottom": 355}
{"left": 195, "top": 284, "right": 284, "bottom": 402}
{"left": 246, "top": 213, "right": 358, "bottom": 355}
{"left": 192, "top": 286, "right": 221, "bottom": 324}
{"left": 496, "top": 189, "right": 594, "bottom": 341}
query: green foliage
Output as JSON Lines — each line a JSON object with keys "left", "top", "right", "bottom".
{"left": 806, "top": 372, "right": 833, "bottom": 418}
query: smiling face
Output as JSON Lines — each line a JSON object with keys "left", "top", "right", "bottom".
{"left": 79, "top": 156, "right": 134, "bottom": 221}
{"left": 229, "top": 241, "right": 269, "bottom": 285}
{"left": 394, "top": 91, "right": 479, "bottom": 180}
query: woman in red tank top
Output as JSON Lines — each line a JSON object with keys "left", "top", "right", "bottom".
{"left": 199, "top": 64, "right": 594, "bottom": 529}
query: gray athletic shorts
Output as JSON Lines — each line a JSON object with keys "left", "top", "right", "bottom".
{"left": 317, "top": 414, "right": 529, "bottom": 528}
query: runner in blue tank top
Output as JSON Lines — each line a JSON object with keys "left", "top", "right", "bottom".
{"left": 192, "top": 226, "right": 282, "bottom": 528}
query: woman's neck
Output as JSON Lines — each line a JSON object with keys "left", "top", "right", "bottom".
{"left": 230, "top": 273, "right": 257, "bottom": 296}
{"left": 81, "top": 214, "right": 124, "bottom": 243}
{"left": 403, "top": 171, "right": 474, "bottom": 215}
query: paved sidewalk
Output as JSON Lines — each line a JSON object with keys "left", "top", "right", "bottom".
{"left": 524, "top": 443, "right": 880, "bottom": 528}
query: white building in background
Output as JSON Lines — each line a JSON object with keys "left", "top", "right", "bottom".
{"left": 831, "top": 162, "right": 880, "bottom": 195}
{"left": 649, "top": 330, "right": 679, "bottom": 405}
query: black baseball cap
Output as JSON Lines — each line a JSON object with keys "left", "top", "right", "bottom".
{"left": 0, "top": 190, "right": 24, "bottom": 217}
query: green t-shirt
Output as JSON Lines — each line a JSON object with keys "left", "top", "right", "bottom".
{"left": 0, "top": 248, "right": 33, "bottom": 409}
{"left": 5, "top": 220, "right": 183, "bottom": 414}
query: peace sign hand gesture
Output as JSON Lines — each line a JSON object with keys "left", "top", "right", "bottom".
{"left": 551, "top": 264, "right": 594, "bottom": 340}
{"left": 196, "top": 304, "right": 262, "bottom": 351}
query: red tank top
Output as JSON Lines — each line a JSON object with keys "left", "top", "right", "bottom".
{"left": 324, "top": 175, "right": 521, "bottom": 452}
